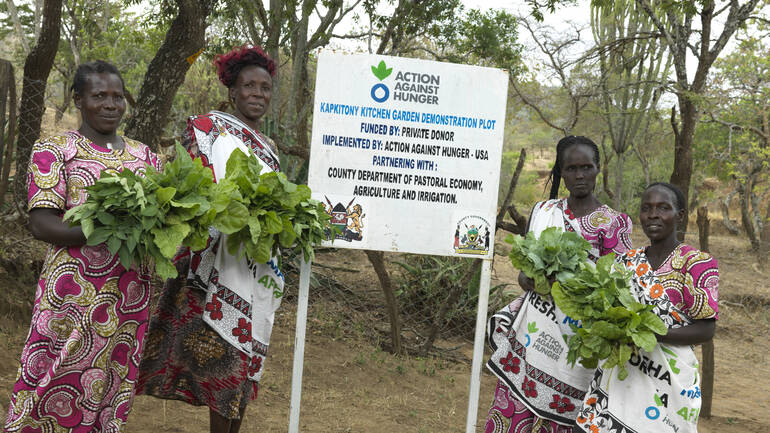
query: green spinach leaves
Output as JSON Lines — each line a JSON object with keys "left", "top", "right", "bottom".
{"left": 65, "top": 144, "right": 330, "bottom": 279}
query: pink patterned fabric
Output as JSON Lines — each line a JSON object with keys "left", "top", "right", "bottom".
{"left": 486, "top": 381, "right": 574, "bottom": 433}
{"left": 553, "top": 199, "right": 633, "bottom": 262}
{"left": 4, "top": 132, "right": 159, "bottom": 433}
{"left": 485, "top": 199, "right": 632, "bottom": 432}
{"left": 650, "top": 244, "right": 719, "bottom": 320}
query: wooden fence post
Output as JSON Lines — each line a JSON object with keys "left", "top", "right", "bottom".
{"left": 696, "top": 206, "right": 714, "bottom": 419}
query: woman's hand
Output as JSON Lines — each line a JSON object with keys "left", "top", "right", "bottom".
{"left": 29, "top": 208, "right": 87, "bottom": 246}
{"left": 657, "top": 319, "right": 715, "bottom": 345}
{"left": 518, "top": 271, "right": 535, "bottom": 291}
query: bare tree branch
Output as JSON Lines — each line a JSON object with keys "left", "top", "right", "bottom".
{"left": 496, "top": 149, "right": 527, "bottom": 232}
{"left": 509, "top": 77, "right": 567, "bottom": 135}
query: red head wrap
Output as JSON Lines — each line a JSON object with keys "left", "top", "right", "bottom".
{"left": 213, "top": 45, "right": 276, "bottom": 87}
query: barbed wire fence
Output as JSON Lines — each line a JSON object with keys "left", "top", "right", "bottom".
{"left": 277, "top": 251, "right": 514, "bottom": 364}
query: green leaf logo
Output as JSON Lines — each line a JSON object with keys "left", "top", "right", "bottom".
{"left": 668, "top": 358, "right": 680, "bottom": 374}
{"left": 654, "top": 394, "right": 664, "bottom": 407}
{"left": 527, "top": 321, "right": 539, "bottom": 333}
{"left": 371, "top": 60, "right": 392, "bottom": 81}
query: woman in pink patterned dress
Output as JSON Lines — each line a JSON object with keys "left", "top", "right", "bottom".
{"left": 485, "top": 136, "right": 633, "bottom": 433}
{"left": 3, "top": 61, "right": 160, "bottom": 433}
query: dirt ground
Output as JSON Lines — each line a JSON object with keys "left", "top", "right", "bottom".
{"left": 0, "top": 227, "right": 769, "bottom": 432}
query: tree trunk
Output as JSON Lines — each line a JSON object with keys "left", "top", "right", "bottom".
{"left": 6, "top": 0, "right": 31, "bottom": 53}
{"left": 12, "top": 0, "right": 63, "bottom": 213}
{"left": 720, "top": 191, "right": 740, "bottom": 235}
{"left": 671, "top": 96, "right": 696, "bottom": 241}
{"left": 700, "top": 339, "right": 714, "bottom": 418}
{"left": 737, "top": 180, "right": 760, "bottom": 251}
{"left": 123, "top": 0, "right": 216, "bottom": 151}
{"left": 695, "top": 204, "right": 714, "bottom": 418}
{"left": 614, "top": 151, "right": 624, "bottom": 210}
{"left": 599, "top": 135, "right": 615, "bottom": 201}
{"left": 760, "top": 198, "right": 770, "bottom": 265}
{"left": 634, "top": 144, "right": 651, "bottom": 186}
{"left": 750, "top": 189, "right": 762, "bottom": 236}
{"left": 496, "top": 148, "right": 527, "bottom": 234}
{"left": 0, "top": 60, "right": 17, "bottom": 212}
{"left": 266, "top": 0, "right": 283, "bottom": 125}
{"left": 54, "top": 80, "right": 72, "bottom": 124}
{"left": 34, "top": 0, "right": 43, "bottom": 38}
{"left": 696, "top": 206, "right": 709, "bottom": 254}
{"left": 364, "top": 250, "right": 403, "bottom": 354}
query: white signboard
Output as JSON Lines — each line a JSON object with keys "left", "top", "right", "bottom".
{"left": 308, "top": 52, "right": 508, "bottom": 258}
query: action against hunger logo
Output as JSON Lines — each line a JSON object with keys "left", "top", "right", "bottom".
{"left": 370, "top": 60, "right": 392, "bottom": 103}
{"left": 370, "top": 59, "right": 441, "bottom": 105}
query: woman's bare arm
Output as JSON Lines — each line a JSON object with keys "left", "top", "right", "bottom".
{"left": 29, "top": 208, "right": 86, "bottom": 246}
{"left": 658, "top": 319, "right": 715, "bottom": 346}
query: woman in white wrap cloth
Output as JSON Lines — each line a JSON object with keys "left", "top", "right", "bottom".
{"left": 136, "top": 45, "right": 283, "bottom": 433}
{"left": 573, "top": 182, "right": 718, "bottom": 433}
{"left": 484, "top": 136, "right": 633, "bottom": 433}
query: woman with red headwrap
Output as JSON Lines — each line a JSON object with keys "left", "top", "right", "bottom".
{"left": 136, "top": 46, "right": 283, "bottom": 433}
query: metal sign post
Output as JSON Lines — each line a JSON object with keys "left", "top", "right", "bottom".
{"left": 465, "top": 259, "right": 493, "bottom": 433}
{"left": 288, "top": 259, "right": 312, "bottom": 433}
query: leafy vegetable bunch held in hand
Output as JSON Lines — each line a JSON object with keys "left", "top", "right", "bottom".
{"left": 65, "top": 144, "right": 331, "bottom": 279}
{"left": 506, "top": 226, "right": 591, "bottom": 295}
{"left": 64, "top": 143, "right": 218, "bottom": 279}
{"left": 550, "top": 253, "right": 668, "bottom": 380}
{"left": 214, "top": 147, "right": 331, "bottom": 264}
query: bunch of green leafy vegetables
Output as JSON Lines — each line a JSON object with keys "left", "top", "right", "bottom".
{"left": 505, "top": 226, "right": 591, "bottom": 295}
{"left": 551, "top": 253, "right": 668, "bottom": 380}
{"left": 65, "top": 144, "right": 331, "bottom": 279}
{"left": 214, "top": 148, "right": 331, "bottom": 264}
{"left": 64, "top": 144, "right": 217, "bottom": 279}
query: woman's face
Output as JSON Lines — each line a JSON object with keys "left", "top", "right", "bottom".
{"left": 74, "top": 73, "right": 126, "bottom": 135}
{"left": 230, "top": 65, "right": 272, "bottom": 124}
{"left": 561, "top": 144, "right": 599, "bottom": 199}
{"left": 640, "top": 186, "right": 684, "bottom": 242}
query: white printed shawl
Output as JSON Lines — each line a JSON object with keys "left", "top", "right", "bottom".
{"left": 184, "top": 110, "right": 285, "bottom": 383}
{"left": 574, "top": 249, "right": 701, "bottom": 433}
{"left": 486, "top": 199, "right": 600, "bottom": 425}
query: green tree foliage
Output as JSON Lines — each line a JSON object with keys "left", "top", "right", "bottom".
{"left": 0, "top": 1, "right": 36, "bottom": 49}
{"left": 439, "top": 8, "right": 522, "bottom": 73}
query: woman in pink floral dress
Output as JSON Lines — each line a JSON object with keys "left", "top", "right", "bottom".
{"left": 3, "top": 61, "right": 160, "bottom": 433}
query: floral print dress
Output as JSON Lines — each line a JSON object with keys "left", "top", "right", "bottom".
{"left": 4, "top": 132, "right": 160, "bottom": 433}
